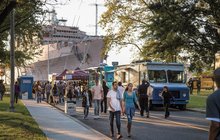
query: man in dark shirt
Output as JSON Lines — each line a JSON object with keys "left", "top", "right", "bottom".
{"left": 101, "top": 80, "right": 109, "bottom": 113}
{"left": 197, "top": 78, "right": 201, "bottom": 95}
{"left": 206, "top": 68, "right": 220, "bottom": 140}
{"left": 188, "top": 78, "right": 193, "bottom": 94}
{"left": 138, "top": 80, "right": 149, "bottom": 118}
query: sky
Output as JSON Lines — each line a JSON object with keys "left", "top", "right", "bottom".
{"left": 53, "top": 0, "right": 135, "bottom": 65}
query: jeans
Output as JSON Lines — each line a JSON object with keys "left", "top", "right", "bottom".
{"left": 46, "top": 92, "right": 50, "bottom": 103}
{"left": 37, "top": 92, "right": 41, "bottom": 103}
{"left": 126, "top": 106, "right": 135, "bottom": 123}
{"left": 164, "top": 103, "right": 170, "bottom": 117}
{"left": 0, "top": 92, "right": 2, "bottom": 100}
{"left": 109, "top": 111, "right": 121, "bottom": 135}
{"left": 139, "top": 96, "right": 149, "bottom": 116}
{"left": 15, "top": 92, "right": 19, "bottom": 103}
{"left": 94, "top": 99, "right": 101, "bottom": 116}
{"left": 84, "top": 105, "right": 89, "bottom": 118}
{"left": 0, "top": 92, "right": 3, "bottom": 100}
{"left": 101, "top": 98, "right": 107, "bottom": 113}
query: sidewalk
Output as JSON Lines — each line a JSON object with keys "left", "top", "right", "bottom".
{"left": 22, "top": 99, "right": 110, "bottom": 140}
{"left": 187, "top": 108, "right": 206, "bottom": 113}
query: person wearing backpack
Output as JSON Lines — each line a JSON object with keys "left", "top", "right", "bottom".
{"left": 14, "top": 81, "right": 20, "bottom": 103}
{"left": 138, "top": 79, "right": 150, "bottom": 118}
{"left": 36, "top": 81, "right": 42, "bottom": 103}
{"left": 0, "top": 80, "right": 5, "bottom": 101}
{"left": 123, "top": 83, "right": 141, "bottom": 137}
{"left": 82, "top": 86, "right": 91, "bottom": 119}
{"left": 45, "top": 81, "right": 52, "bottom": 103}
{"left": 52, "top": 83, "right": 58, "bottom": 104}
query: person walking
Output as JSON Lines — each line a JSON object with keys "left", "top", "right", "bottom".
{"left": 118, "top": 82, "right": 125, "bottom": 118}
{"left": 35, "top": 81, "right": 42, "bottom": 103}
{"left": 206, "top": 68, "right": 220, "bottom": 140}
{"left": 82, "top": 87, "right": 91, "bottom": 119}
{"left": 66, "top": 81, "right": 74, "bottom": 101}
{"left": 14, "top": 81, "right": 20, "bottom": 103}
{"left": 123, "top": 83, "right": 141, "bottom": 137}
{"left": 45, "top": 81, "right": 52, "bottom": 103}
{"left": 197, "top": 78, "right": 201, "bottom": 95}
{"left": 188, "top": 78, "right": 193, "bottom": 94}
{"left": 160, "top": 86, "right": 174, "bottom": 118}
{"left": 138, "top": 80, "right": 150, "bottom": 118}
{"left": 41, "top": 82, "right": 46, "bottom": 100}
{"left": 91, "top": 80, "right": 103, "bottom": 119}
{"left": 101, "top": 81, "right": 109, "bottom": 114}
{"left": 0, "top": 80, "right": 5, "bottom": 101}
{"left": 107, "top": 81, "right": 123, "bottom": 139}
{"left": 52, "top": 83, "right": 58, "bottom": 104}
{"left": 57, "top": 81, "right": 64, "bottom": 103}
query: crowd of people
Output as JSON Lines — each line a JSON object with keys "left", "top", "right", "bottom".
{"left": 0, "top": 78, "right": 175, "bottom": 139}
{"left": 33, "top": 80, "right": 83, "bottom": 104}
{"left": 0, "top": 73, "right": 218, "bottom": 140}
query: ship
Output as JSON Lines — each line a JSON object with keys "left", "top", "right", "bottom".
{"left": 28, "top": 11, "right": 104, "bottom": 81}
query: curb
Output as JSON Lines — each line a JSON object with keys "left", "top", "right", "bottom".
{"left": 48, "top": 102, "right": 111, "bottom": 140}
{"left": 187, "top": 108, "right": 206, "bottom": 114}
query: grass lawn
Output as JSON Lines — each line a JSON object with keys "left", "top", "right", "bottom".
{"left": 0, "top": 96, "right": 46, "bottom": 140}
{"left": 187, "top": 95, "right": 207, "bottom": 109}
{"left": 186, "top": 89, "right": 214, "bottom": 109}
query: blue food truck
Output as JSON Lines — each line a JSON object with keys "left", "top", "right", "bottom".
{"left": 145, "top": 62, "right": 189, "bottom": 110}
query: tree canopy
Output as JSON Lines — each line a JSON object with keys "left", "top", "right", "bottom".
{"left": 100, "top": 0, "right": 220, "bottom": 73}
{"left": 0, "top": 0, "right": 70, "bottom": 68}
{"left": 0, "top": 0, "right": 45, "bottom": 68}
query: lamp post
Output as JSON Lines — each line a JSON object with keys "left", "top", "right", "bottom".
{"left": 10, "top": 9, "right": 15, "bottom": 112}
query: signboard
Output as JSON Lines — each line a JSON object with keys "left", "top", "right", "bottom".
{"left": 65, "top": 74, "right": 72, "bottom": 80}
{"left": 112, "top": 62, "right": 119, "bottom": 66}
{"left": 23, "top": 80, "right": 31, "bottom": 84}
{"left": 65, "top": 101, "right": 76, "bottom": 116}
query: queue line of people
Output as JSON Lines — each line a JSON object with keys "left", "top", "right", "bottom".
{"left": 33, "top": 80, "right": 82, "bottom": 104}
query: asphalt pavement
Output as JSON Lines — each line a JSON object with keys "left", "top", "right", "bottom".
{"left": 55, "top": 100, "right": 209, "bottom": 140}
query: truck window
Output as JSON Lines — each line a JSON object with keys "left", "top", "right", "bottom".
{"left": 148, "top": 70, "right": 167, "bottom": 83}
{"left": 167, "top": 70, "right": 184, "bottom": 83}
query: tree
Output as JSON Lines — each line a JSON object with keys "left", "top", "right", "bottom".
{"left": 100, "top": 0, "right": 220, "bottom": 73}
{"left": 0, "top": 0, "right": 45, "bottom": 69}
{"left": 0, "top": 0, "right": 70, "bottom": 69}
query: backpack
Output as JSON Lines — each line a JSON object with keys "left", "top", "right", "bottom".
{"left": 34, "top": 84, "right": 40, "bottom": 93}
{"left": 82, "top": 94, "right": 87, "bottom": 107}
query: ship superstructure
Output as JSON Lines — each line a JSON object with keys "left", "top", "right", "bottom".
{"left": 29, "top": 11, "right": 104, "bottom": 81}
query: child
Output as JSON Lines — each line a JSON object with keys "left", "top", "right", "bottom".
{"left": 82, "top": 87, "right": 91, "bottom": 119}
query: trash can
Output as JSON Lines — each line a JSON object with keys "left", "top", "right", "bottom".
{"left": 64, "top": 100, "right": 76, "bottom": 116}
{"left": 18, "top": 76, "right": 34, "bottom": 99}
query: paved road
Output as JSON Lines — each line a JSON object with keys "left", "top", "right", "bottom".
{"left": 57, "top": 100, "right": 208, "bottom": 140}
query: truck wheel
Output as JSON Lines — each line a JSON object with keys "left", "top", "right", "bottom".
{"left": 179, "top": 105, "right": 186, "bottom": 110}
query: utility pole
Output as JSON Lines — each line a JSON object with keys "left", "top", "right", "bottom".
{"left": 95, "top": 3, "right": 98, "bottom": 36}
{"left": 10, "top": 8, "right": 15, "bottom": 112}
{"left": 90, "top": 1, "right": 100, "bottom": 36}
